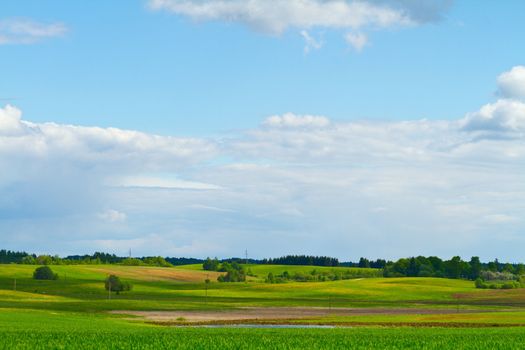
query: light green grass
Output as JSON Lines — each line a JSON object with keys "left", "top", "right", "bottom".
{"left": 3, "top": 264, "right": 525, "bottom": 348}
{"left": 0, "top": 264, "right": 523, "bottom": 325}
{"left": 0, "top": 264, "right": 484, "bottom": 312}
{"left": 178, "top": 263, "right": 381, "bottom": 280}
{"left": 2, "top": 309, "right": 525, "bottom": 349}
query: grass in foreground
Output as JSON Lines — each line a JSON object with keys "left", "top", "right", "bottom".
{"left": 2, "top": 309, "right": 525, "bottom": 350}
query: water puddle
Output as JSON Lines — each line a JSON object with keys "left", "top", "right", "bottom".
{"left": 192, "top": 324, "right": 336, "bottom": 329}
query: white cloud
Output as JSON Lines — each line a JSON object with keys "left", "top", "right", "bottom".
{"left": 300, "top": 30, "right": 323, "bottom": 53}
{"left": 116, "top": 175, "right": 222, "bottom": 190}
{"left": 461, "top": 99, "right": 525, "bottom": 132}
{"left": 497, "top": 65, "right": 525, "bottom": 100}
{"left": 3, "top": 67, "right": 525, "bottom": 260}
{"left": 188, "top": 204, "right": 236, "bottom": 213}
{"left": 264, "top": 113, "right": 331, "bottom": 128}
{"left": 461, "top": 67, "right": 525, "bottom": 133}
{"left": 0, "top": 104, "right": 23, "bottom": 134}
{"left": 0, "top": 19, "right": 67, "bottom": 45}
{"left": 345, "top": 31, "right": 367, "bottom": 51}
{"left": 149, "top": 0, "right": 413, "bottom": 34}
{"left": 149, "top": 0, "right": 452, "bottom": 51}
{"left": 0, "top": 105, "right": 217, "bottom": 168}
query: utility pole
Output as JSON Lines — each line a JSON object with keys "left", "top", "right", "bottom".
{"left": 129, "top": 249, "right": 132, "bottom": 258}
{"left": 245, "top": 249, "right": 248, "bottom": 265}
{"left": 205, "top": 274, "right": 209, "bottom": 305}
{"left": 13, "top": 278, "right": 16, "bottom": 292}
{"left": 108, "top": 277, "right": 111, "bottom": 300}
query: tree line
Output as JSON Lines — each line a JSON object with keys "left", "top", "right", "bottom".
{"left": 3, "top": 249, "right": 525, "bottom": 283}
{"left": 382, "top": 256, "right": 525, "bottom": 280}
{"left": 261, "top": 255, "right": 339, "bottom": 267}
{"left": 0, "top": 250, "right": 203, "bottom": 267}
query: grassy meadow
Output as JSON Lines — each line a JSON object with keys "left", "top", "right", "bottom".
{"left": 2, "top": 263, "right": 525, "bottom": 348}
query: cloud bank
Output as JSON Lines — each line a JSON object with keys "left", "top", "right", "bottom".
{"left": 1, "top": 66, "right": 524, "bottom": 260}
{"left": 148, "top": 0, "right": 453, "bottom": 51}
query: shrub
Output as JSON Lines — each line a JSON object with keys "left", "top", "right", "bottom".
{"left": 266, "top": 272, "right": 275, "bottom": 283}
{"left": 120, "top": 258, "right": 143, "bottom": 266}
{"left": 474, "top": 278, "right": 487, "bottom": 289}
{"left": 105, "top": 275, "right": 132, "bottom": 295}
{"left": 480, "top": 271, "right": 515, "bottom": 281}
{"left": 33, "top": 266, "right": 58, "bottom": 280}
{"left": 217, "top": 262, "right": 246, "bottom": 282}
{"left": 142, "top": 256, "right": 172, "bottom": 267}
{"left": 21, "top": 255, "right": 36, "bottom": 264}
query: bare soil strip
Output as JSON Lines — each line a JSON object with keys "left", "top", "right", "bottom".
{"left": 111, "top": 307, "right": 496, "bottom": 323}
{"left": 89, "top": 267, "right": 221, "bottom": 283}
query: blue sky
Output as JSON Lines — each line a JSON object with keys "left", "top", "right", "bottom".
{"left": 1, "top": 0, "right": 525, "bottom": 261}
{"left": 2, "top": 0, "right": 524, "bottom": 135}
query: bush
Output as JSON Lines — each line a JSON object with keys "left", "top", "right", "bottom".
{"left": 33, "top": 266, "right": 59, "bottom": 280}
{"left": 203, "top": 258, "right": 220, "bottom": 271}
{"left": 474, "top": 278, "right": 486, "bottom": 289}
{"left": 217, "top": 262, "right": 246, "bottom": 282}
{"left": 120, "top": 258, "right": 143, "bottom": 266}
{"left": 22, "top": 255, "right": 36, "bottom": 265}
{"left": 266, "top": 272, "right": 275, "bottom": 283}
{"left": 105, "top": 275, "right": 132, "bottom": 295}
{"left": 501, "top": 282, "right": 520, "bottom": 289}
{"left": 480, "top": 271, "right": 516, "bottom": 281}
{"left": 142, "top": 256, "right": 172, "bottom": 267}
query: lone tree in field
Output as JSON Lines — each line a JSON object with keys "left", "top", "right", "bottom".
{"left": 33, "top": 266, "right": 59, "bottom": 280}
{"left": 105, "top": 275, "right": 132, "bottom": 295}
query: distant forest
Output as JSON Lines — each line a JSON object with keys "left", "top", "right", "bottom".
{"left": 1, "top": 249, "right": 523, "bottom": 282}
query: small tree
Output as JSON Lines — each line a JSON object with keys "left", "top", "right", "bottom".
{"left": 217, "top": 262, "right": 246, "bottom": 282}
{"left": 203, "top": 257, "right": 220, "bottom": 271}
{"left": 22, "top": 255, "right": 36, "bottom": 265}
{"left": 266, "top": 272, "right": 275, "bottom": 283}
{"left": 33, "top": 266, "right": 59, "bottom": 280}
{"left": 105, "top": 275, "right": 132, "bottom": 295}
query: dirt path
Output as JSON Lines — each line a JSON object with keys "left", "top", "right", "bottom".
{"left": 111, "top": 307, "right": 492, "bottom": 323}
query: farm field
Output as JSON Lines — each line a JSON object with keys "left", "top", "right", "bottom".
{"left": 2, "top": 308, "right": 525, "bottom": 349}
{"left": 3, "top": 264, "right": 525, "bottom": 348}
{"left": 178, "top": 263, "right": 382, "bottom": 280}
{"left": 0, "top": 264, "right": 494, "bottom": 312}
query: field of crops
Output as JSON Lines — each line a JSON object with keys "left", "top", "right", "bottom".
{"left": 2, "top": 264, "right": 525, "bottom": 348}
{"left": 2, "top": 308, "right": 525, "bottom": 350}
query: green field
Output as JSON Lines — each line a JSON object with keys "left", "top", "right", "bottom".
{"left": 179, "top": 263, "right": 382, "bottom": 280}
{"left": 2, "top": 263, "right": 525, "bottom": 349}
{"left": 2, "top": 308, "right": 525, "bottom": 349}
{"left": 0, "top": 264, "right": 486, "bottom": 311}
